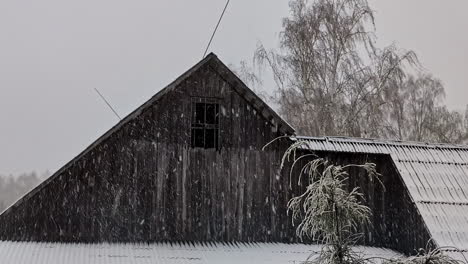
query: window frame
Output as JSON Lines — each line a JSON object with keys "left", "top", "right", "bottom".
{"left": 190, "top": 97, "right": 220, "bottom": 150}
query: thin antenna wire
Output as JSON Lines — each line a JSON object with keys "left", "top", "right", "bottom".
{"left": 202, "top": 0, "right": 231, "bottom": 59}
{"left": 94, "top": 88, "right": 122, "bottom": 120}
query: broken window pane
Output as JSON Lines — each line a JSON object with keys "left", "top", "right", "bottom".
{"left": 191, "top": 128, "right": 205, "bottom": 148}
{"left": 194, "top": 103, "right": 206, "bottom": 124}
{"left": 205, "top": 103, "right": 217, "bottom": 125}
{"left": 205, "top": 129, "right": 217, "bottom": 149}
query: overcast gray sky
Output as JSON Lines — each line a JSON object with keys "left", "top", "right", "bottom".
{"left": 1, "top": 0, "right": 467, "bottom": 176}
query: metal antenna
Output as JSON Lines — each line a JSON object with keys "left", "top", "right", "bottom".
{"left": 94, "top": 88, "right": 122, "bottom": 120}
{"left": 202, "top": 0, "right": 231, "bottom": 59}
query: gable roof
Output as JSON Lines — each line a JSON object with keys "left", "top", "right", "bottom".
{"left": 205, "top": 54, "right": 295, "bottom": 135}
{"left": 296, "top": 136, "right": 468, "bottom": 254}
{"left": 1, "top": 53, "right": 294, "bottom": 217}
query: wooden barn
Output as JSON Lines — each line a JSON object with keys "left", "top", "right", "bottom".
{"left": 0, "top": 53, "right": 467, "bottom": 263}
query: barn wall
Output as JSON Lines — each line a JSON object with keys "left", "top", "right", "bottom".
{"left": 0, "top": 61, "right": 296, "bottom": 243}
{"left": 0, "top": 59, "right": 431, "bottom": 255}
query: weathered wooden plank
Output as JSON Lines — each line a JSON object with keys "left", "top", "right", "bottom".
{"left": 0, "top": 58, "right": 432, "bottom": 256}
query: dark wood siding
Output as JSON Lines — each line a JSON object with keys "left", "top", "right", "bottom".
{"left": 0, "top": 58, "right": 431, "bottom": 255}
{"left": 289, "top": 151, "right": 432, "bottom": 255}
{"left": 0, "top": 62, "right": 295, "bottom": 243}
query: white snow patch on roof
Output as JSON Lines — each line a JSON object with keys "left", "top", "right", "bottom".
{"left": 0, "top": 241, "right": 401, "bottom": 264}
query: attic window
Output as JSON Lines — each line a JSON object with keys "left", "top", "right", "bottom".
{"left": 191, "top": 97, "right": 220, "bottom": 149}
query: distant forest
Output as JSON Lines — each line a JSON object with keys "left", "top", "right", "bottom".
{"left": 0, "top": 172, "right": 48, "bottom": 212}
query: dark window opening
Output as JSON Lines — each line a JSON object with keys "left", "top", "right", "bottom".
{"left": 191, "top": 98, "right": 220, "bottom": 149}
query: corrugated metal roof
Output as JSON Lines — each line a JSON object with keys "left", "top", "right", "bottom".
{"left": 444, "top": 250, "right": 468, "bottom": 262}
{"left": 0, "top": 241, "right": 400, "bottom": 264}
{"left": 297, "top": 136, "right": 468, "bottom": 253}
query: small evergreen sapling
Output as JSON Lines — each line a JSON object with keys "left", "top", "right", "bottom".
{"left": 281, "top": 140, "right": 381, "bottom": 264}
{"left": 274, "top": 139, "right": 466, "bottom": 264}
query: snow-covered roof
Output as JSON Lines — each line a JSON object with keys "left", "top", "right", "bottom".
{"left": 297, "top": 136, "right": 468, "bottom": 253}
{"left": 0, "top": 241, "right": 400, "bottom": 264}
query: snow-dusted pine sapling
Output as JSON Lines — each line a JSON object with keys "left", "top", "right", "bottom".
{"left": 383, "top": 245, "right": 467, "bottom": 264}
{"left": 272, "top": 139, "right": 467, "bottom": 264}
{"left": 280, "top": 139, "right": 382, "bottom": 264}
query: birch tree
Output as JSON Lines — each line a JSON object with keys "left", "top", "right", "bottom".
{"left": 248, "top": 0, "right": 468, "bottom": 144}
{"left": 255, "top": 0, "right": 418, "bottom": 138}
{"left": 386, "top": 74, "right": 467, "bottom": 143}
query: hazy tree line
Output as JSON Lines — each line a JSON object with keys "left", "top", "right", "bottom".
{"left": 238, "top": 0, "right": 468, "bottom": 144}
{"left": 0, "top": 172, "right": 46, "bottom": 212}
